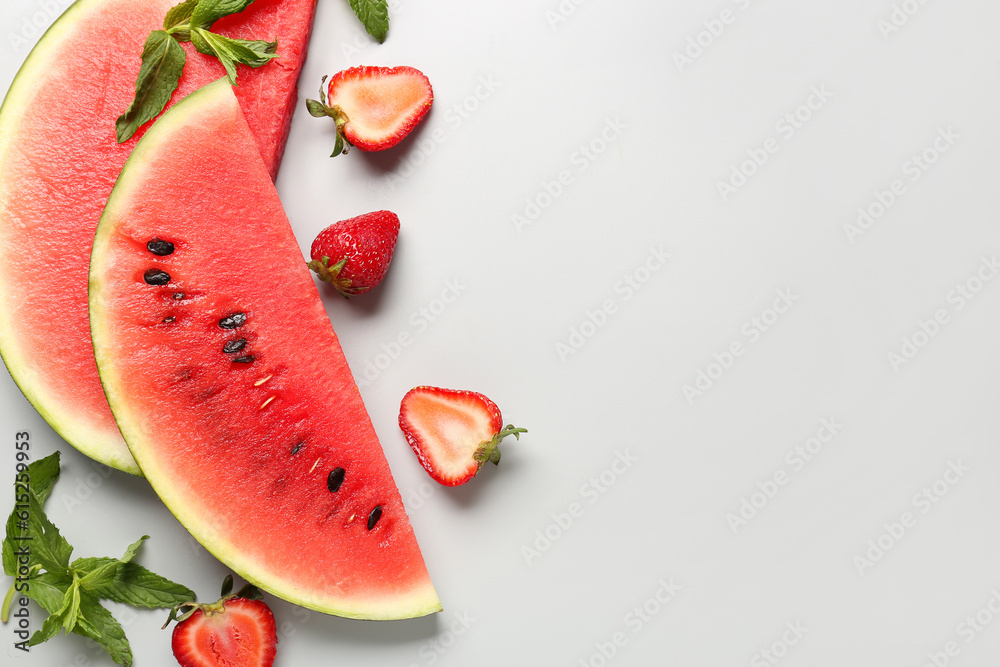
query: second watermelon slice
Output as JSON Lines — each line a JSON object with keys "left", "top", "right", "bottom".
{"left": 90, "top": 78, "right": 441, "bottom": 619}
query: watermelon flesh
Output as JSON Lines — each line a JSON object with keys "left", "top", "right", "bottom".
{"left": 89, "top": 79, "right": 441, "bottom": 619}
{"left": 0, "top": 0, "right": 316, "bottom": 474}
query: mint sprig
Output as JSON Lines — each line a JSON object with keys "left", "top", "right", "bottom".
{"left": 1, "top": 454, "right": 195, "bottom": 666}
{"left": 348, "top": 0, "right": 389, "bottom": 43}
{"left": 116, "top": 0, "right": 278, "bottom": 143}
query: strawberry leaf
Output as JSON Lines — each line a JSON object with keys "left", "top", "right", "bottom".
{"left": 332, "top": 132, "right": 347, "bottom": 157}
{"left": 307, "top": 99, "right": 332, "bottom": 117}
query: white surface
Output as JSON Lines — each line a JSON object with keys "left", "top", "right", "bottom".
{"left": 4, "top": 0, "right": 1000, "bottom": 665}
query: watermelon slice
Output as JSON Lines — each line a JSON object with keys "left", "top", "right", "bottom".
{"left": 0, "top": 0, "right": 316, "bottom": 475}
{"left": 89, "top": 78, "right": 441, "bottom": 619}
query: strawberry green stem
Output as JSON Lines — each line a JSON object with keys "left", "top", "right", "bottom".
{"left": 306, "top": 256, "right": 354, "bottom": 299}
{"left": 305, "top": 75, "right": 353, "bottom": 156}
{"left": 473, "top": 425, "right": 528, "bottom": 467}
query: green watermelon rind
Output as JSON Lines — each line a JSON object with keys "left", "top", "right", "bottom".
{"left": 90, "top": 79, "right": 442, "bottom": 620}
{"left": 0, "top": 0, "right": 141, "bottom": 475}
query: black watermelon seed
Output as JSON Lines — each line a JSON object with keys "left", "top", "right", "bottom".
{"left": 162, "top": 316, "right": 176, "bottom": 324}
{"left": 367, "top": 505, "right": 383, "bottom": 530}
{"left": 222, "top": 338, "right": 247, "bottom": 354}
{"left": 290, "top": 442, "right": 304, "bottom": 456}
{"left": 143, "top": 269, "right": 170, "bottom": 285}
{"left": 327, "top": 467, "right": 345, "bottom": 492}
{"left": 146, "top": 239, "right": 175, "bottom": 256}
{"left": 232, "top": 354, "right": 255, "bottom": 364}
{"left": 173, "top": 293, "right": 184, "bottom": 300}
{"left": 218, "top": 313, "right": 246, "bottom": 329}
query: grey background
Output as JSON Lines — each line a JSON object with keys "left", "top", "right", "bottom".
{"left": 3, "top": 0, "right": 1000, "bottom": 665}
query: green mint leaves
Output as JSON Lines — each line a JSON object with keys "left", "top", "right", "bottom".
{"left": 1, "top": 453, "right": 195, "bottom": 666}
{"left": 116, "top": 0, "right": 277, "bottom": 144}
{"left": 114, "top": 31, "right": 187, "bottom": 146}
{"left": 117, "top": 0, "right": 393, "bottom": 143}
{"left": 349, "top": 0, "right": 389, "bottom": 43}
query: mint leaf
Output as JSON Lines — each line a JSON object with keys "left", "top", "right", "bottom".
{"left": 3, "top": 458, "right": 191, "bottom": 665}
{"left": 190, "top": 28, "right": 236, "bottom": 82}
{"left": 164, "top": 0, "right": 199, "bottom": 30}
{"left": 191, "top": 0, "right": 258, "bottom": 30}
{"left": 3, "top": 452, "right": 60, "bottom": 576}
{"left": 87, "top": 562, "right": 195, "bottom": 608}
{"left": 2, "top": 499, "right": 29, "bottom": 578}
{"left": 192, "top": 28, "right": 276, "bottom": 83}
{"left": 74, "top": 590, "right": 132, "bottom": 667}
{"left": 226, "top": 37, "right": 279, "bottom": 66}
{"left": 62, "top": 578, "right": 82, "bottom": 634}
{"left": 30, "top": 600, "right": 67, "bottom": 645}
{"left": 26, "top": 453, "right": 61, "bottom": 506}
{"left": 73, "top": 536, "right": 192, "bottom": 608}
{"left": 26, "top": 493, "right": 71, "bottom": 574}
{"left": 118, "top": 536, "right": 147, "bottom": 565}
{"left": 74, "top": 556, "right": 119, "bottom": 590}
{"left": 349, "top": 0, "right": 389, "bottom": 43}
{"left": 115, "top": 30, "right": 187, "bottom": 143}
{"left": 29, "top": 576, "right": 79, "bottom": 645}
{"left": 119, "top": 0, "right": 278, "bottom": 140}
{"left": 26, "top": 571, "right": 73, "bottom": 614}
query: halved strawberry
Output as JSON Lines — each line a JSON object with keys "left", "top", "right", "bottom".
{"left": 308, "top": 210, "right": 400, "bottom": 297}
{"left": 399, "top": 386, "right": 527, "bottom": 486}
{"left": 306, "top": 65, "right": 433, "bottom": 156}
{"left": 167, "top": 576, "right": 277, "bottom": 667}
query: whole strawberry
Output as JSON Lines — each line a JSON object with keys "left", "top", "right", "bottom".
{"left": 399, "top": 386, "right": 527, "bottom": 486}
{"left": 306, "top": 65, "right": 433, "bottom": 156}
{"left": 308, "top": 210, "right": 400, "bottom": 297}
{"left": 167, "top": 576, "right": 277, "bottom": 667}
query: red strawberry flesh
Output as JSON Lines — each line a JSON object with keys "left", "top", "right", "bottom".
{"left": 171, "top": 598, "right": 277, "bottom": 667}
{"left": 326, "top": 65, "right": 433, "bottom": 151}
{"left": 399, "top": 387, "right": 510, "bottom": 486}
